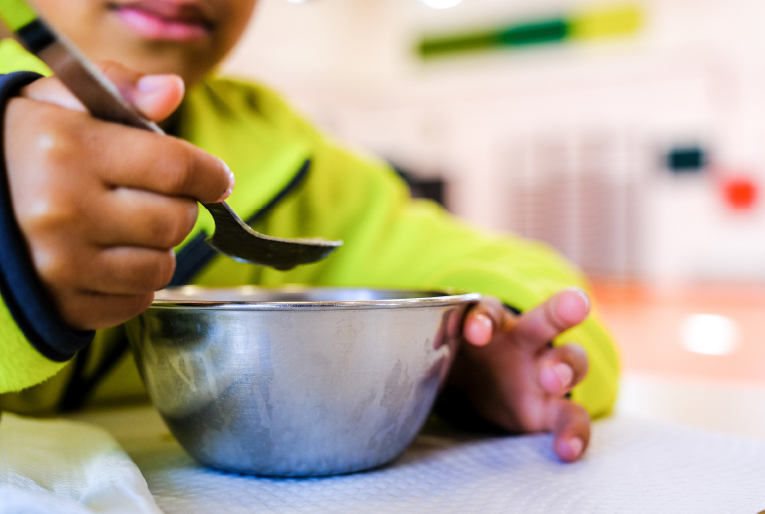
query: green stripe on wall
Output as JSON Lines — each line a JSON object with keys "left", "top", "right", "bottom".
{"left": 499, "top": 20, "right": 568, "bottom": 47}
{"left": 419, "top": 31, "right": 503, "bottom": 56}
{"left": 420, "top": 19, "right": 567, "bottom": 57}
{"left": 418, "top": 4, "right": 642, "bottom": 59}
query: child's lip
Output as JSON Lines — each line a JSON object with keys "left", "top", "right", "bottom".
{"left": 108, "top": 0, "right": 215, "bottom": 41}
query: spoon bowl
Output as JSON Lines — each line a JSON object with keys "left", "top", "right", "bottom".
{"left": 203, "top": 202, "right": 342, "bottom": 270}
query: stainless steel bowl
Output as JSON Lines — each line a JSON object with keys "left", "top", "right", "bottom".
{"left": 126, "top": 286, "right": 480, "bottom": 477}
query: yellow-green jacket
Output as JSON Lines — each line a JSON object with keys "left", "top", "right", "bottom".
{"left": 0, "top": 39, "right": 619, "bottom": 417}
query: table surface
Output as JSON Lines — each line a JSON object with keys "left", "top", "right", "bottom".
{"left": 70, "top": 404, "right": 765, "bottom": 514}
{"left": 66, "top": 281, "right": 765, "bottom": 512}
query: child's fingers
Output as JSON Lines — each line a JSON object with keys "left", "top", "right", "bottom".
{"left": 512, "top": 288, "right": 591, "bottom": 350}
{"left": 462, "top": 297, "right": 514, "bottom": 346}
{"left": 80, "top": 116, "right": 234, "bottom": 204}
{"left": 55, "top": 289, "right": 157, "bottom": 331}
{"left": 14, "top": 95, "right": 232, "bottom": 205}
{"left": 82, "top": 247, "right": 177, "bottom": 296}
{"left": 21, "top": 61, "right": 184, "bottom": 123}
{"left": 547, "top": 398, "right": 591, "bottom": 462}
{"left": 538, "top": 343, "right": 589, "bottom": 396}
{"left": 99, "top": 61, "right": 185, "bottom": 122}
{"left": 91, "top": 189, "right": 198, "bottom": 249}
{"left": 31, "top": 241, "right": 175, "bottom": 297}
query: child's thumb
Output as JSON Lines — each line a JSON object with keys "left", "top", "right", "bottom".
{"left": 131, "top": 74, "right": 185, "bottom": 122}
{"left": 97, "top": 61, "right": 184, "bottom": 122}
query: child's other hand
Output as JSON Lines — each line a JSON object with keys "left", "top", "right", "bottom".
{"left": 2, "top": 62, "right": 235, "bottom": 330}
{"left": 449, "top": 288, "right": 591, "bottom": 462}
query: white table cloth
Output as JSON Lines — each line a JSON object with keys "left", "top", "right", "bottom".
{"left": 0, "top": 413, "right": 162, "bottom": 514}
{"left": 89, "top": 406, "right": 765, "bottom": 514}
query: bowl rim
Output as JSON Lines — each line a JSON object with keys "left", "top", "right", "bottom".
{"left": 150, "top": 286, "right": 481, "bottom": 311}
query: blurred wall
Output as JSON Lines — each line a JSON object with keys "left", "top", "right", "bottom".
{"left": 220, "top": 0, "right": 765, "bottom": 284}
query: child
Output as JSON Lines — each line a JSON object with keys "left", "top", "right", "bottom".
{"left": 0, "top": 0, "right": 618, "bottom": 462}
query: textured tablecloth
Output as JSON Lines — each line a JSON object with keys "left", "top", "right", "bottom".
{"left": 0, "top": 413, "right": 163, "bottom": 514}
{"left": 115, "top": 411, "right": 765, "bottom": 514}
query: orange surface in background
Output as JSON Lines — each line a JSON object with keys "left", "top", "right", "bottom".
{"left": 590, "top": 280, "right": 765, "bottom": 385}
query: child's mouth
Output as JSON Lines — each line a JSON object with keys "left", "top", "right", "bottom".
{"left": 108, "top": 0, "right": 214, "bottom": 42}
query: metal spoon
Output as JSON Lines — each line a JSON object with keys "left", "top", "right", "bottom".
{"left": 0, "top": 0, "right": 342, "bottom": 270}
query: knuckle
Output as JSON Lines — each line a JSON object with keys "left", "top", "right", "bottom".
{"left": 8, "top": 98, "right": 82, "bottom": 155}
{"left": 30, "top": 139, "right": 69, "bottom": 177}
{"left": 32, "top": 245, "right": 78, "bottom": 287}
{"left": 23, "top": 196, "right": 83, "bottom": 236}
{"left": 32, "top": 111, "right": 82, "bottom": 163}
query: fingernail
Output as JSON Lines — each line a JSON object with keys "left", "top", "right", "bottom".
{"left": 475, "top": 313, "right": 492, "bottom": 331}
{"left": 217, "top": 188, "right": 233, "bottom": 202}
{"left": 214, "top": 160, "right": 235, "bottom": 202}
{"left": 552, "top": 362, "right": 573, "bottom": 388}
{"left": 569, "top": 287, "right": 591, "bottom": 312}
{"left": 466, "top": 313, "right": 493, "bottom": 346}
{"left": 566, "top": 437, "right": 584, "bottom": 458}
{"left": 137, "top": 74, "right": 171, "bottom": 94}
{"left": 225, "top": 165, "right": 235, "bottom": 191}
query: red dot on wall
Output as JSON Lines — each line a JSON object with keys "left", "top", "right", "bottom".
{"left": 721, "top": 176, "right": 758, "bottom": 210}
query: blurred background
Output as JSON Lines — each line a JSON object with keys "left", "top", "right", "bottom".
{"left": 220, "top": 0, "right": 765, "bottom": 437}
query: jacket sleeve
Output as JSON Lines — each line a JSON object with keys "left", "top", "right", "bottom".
{"left": 249, "top": 94, "right": 620, "bottom": 419}
{"left": 0, "top": 70, "right": 95, "bottom": 394}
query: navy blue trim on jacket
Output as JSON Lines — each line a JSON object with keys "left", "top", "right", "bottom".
{"left": 0, "top": 71, "right": 95, "bottom": 362}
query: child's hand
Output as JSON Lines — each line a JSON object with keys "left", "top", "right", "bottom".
{"left": 2, "top": 62, "right": 234, "bottom": 330}
{"left": 448, "top": 288, "right": 591, "bottom": 462}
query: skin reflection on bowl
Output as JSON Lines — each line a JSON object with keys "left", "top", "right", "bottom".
{"left": 126, "top": 286, "right": 480, "bottom": 477}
